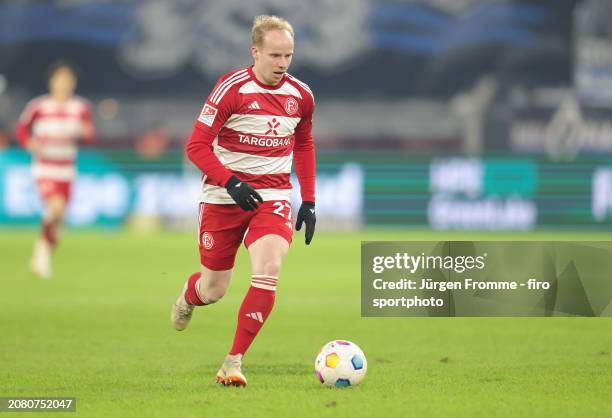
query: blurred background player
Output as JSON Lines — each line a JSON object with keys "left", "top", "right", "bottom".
{"left": 15, "top": 62, "right": 95, "bottom": 278}
{"left": 171, "top": 15, "right": 316, "bottom": 386}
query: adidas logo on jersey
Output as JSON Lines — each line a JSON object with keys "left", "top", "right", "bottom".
{"left": 248, "top": 101, "right": 260, "bottom": 110}
{"left": 245, "top": 312, "right": 264, "bottom": 323}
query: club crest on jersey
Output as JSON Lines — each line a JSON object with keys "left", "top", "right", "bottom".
{"left": 201, "top": 232, "right": 214, "bottom": 250}
{"left": 198, "top": 104, "right": 218, "bottom": 127}
{"left": 284, "top": 97, "right": 299, "bottom": 116}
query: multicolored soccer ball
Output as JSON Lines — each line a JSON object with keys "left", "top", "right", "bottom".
{"left": 315, "top": 340, "right": 367, "bottom": 387}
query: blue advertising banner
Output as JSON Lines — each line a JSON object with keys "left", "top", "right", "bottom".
{"left": 0, "top": 149, "right": 364, "bottom": 228}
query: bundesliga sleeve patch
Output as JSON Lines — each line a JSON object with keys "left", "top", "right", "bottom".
{"left": 198, "top": 104, "right": 218, "bottom": 127}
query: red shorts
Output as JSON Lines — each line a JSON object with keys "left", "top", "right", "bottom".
{"left": 198, "top": 200, "right": 293, "bottom": 271}
{"left": 36, "top": 179, "right": 72, "bottom": 202}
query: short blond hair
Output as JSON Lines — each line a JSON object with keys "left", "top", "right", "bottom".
{"left": 252, "top": 15, "right": 294, "bottom": 47}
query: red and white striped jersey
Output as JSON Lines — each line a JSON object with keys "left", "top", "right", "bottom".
{"left": 187, "top": 66, "right": 316, "bottom": 204}
{"left": 15, "top": 95, "right": 94, "bottom": 181}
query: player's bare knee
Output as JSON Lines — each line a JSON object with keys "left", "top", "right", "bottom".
{"left": 260, "top": 259, "right": 282, "bottom": 278}
{"left": 47, "top": 198, "right": 67, "bottom": 222}
{"left": 202, "top": 286, "right": 227, "bottom": 303}
{"left": 52, "top": 210, "right": 65, "bottom": 224}
{"left": 47, "top": 211, "right": 62, "bottom": 224}
{"left": 198, "top": 268, "right": 231, "bottom": 304}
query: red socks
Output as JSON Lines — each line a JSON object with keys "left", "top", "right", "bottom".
{"left": 182, "top": 272, "right": 278, "bottom": 356}
{"left": 42, "top": 220, "right": 58, "bottom": 248}
{"left": 184, "top": 272, "right": 208, "bottom": 306}
{"left": 229, "top": 275, "right": 278, "bottom": 356}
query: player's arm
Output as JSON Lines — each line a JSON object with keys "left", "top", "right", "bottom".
{"left": 293, "top": 93, "right": 316, "bottom": 245}
{"left": 15, "top": 99, "right": 40, "bottom": 154}
{"left": 186, "top": 74, "right": 263, "bottom": 211}
{"left": 186, "top": 111, "right": 234, "bottom": 187}
{"left": 79, "top": 100, "right": 96, "bottom": 143}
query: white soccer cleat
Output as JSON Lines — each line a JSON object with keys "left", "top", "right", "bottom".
{"left": 30, "top": 239, "right": 52, "bottom": 279}
{"left": 171, "top": 292, "right": 195, "bottom": 331}
{"left": 215, "top": 354, "right": 247, "bottom": 387}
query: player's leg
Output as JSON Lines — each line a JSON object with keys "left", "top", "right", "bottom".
{"left": 43, "top": 193, "right": 68, "bottom": 244}
{"left": 217, "top": 234, "right": 289, "bottom": 387}
{"left": 233, "top": 234, "right": 288, "bottom": 353}
{"left": 218, "top": 200, "right": 293, "bottom": 387}
{"left": 31, "top": 181, "right": 70, "bottom": 278}
{"left": 171, "top": 266, "right": 232, "bottom": 331}
{"left": 185, "top": 265, "right": 233, "bottom": 305}
{"left": 171, "top": 203, "right": 248, "bottom": 330}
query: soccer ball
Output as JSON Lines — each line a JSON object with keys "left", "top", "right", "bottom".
{"left": 314, "top": 340, "right": 367, "bottom": 387}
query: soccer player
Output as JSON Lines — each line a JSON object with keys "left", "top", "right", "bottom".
{"left": 15, "top": 62, "right": 95, "bottom": 278}
{"left": 171, "top": 15, "right": 316, "bottom": 387}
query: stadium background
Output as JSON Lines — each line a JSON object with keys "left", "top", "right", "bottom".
{"left": 0, "top": 1, "right": 610, "bottom": 417}
{"left": 1, "top": 0, "right": 611, "bottom": 231}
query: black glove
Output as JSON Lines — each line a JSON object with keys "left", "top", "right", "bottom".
{"left": 295, "top": 201, "right": 316, "bottom": 245}
{"left": 225, "top": 176, "right": 263, "bottom": 211}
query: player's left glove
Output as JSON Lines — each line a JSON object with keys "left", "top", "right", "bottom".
{"left": 295, "top": 201, "right": 316, "bottom": 245}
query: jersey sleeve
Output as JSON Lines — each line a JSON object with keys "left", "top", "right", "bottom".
{"left": 80, "top": 100, "right": 96, "bottom": 144}
{"left": 15, "top": 98, "right": 40, "bottom": 147}
{"left": 293, "top": 90, "right": 316, "bottom": 203}
{"left": 186, "top": 74, "right": 239, "bottom": 187}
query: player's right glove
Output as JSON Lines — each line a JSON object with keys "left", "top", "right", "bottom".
{"left": 225, "top": 176, "right": 263, "bottom": 211}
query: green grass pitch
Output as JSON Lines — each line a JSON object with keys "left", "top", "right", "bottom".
{"left": 0, "top": 230, "right": 610, "bottom": 418}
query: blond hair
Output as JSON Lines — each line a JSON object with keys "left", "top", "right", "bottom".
{"left": 252, "top": 15, "right": 294, "bottom": 46}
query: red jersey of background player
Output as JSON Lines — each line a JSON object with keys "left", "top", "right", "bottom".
{"left": 15, "top": 95, "right": 95, "bottom": 184}
{"left": 186, "top": 65, "right": 316, "bottom": 204}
